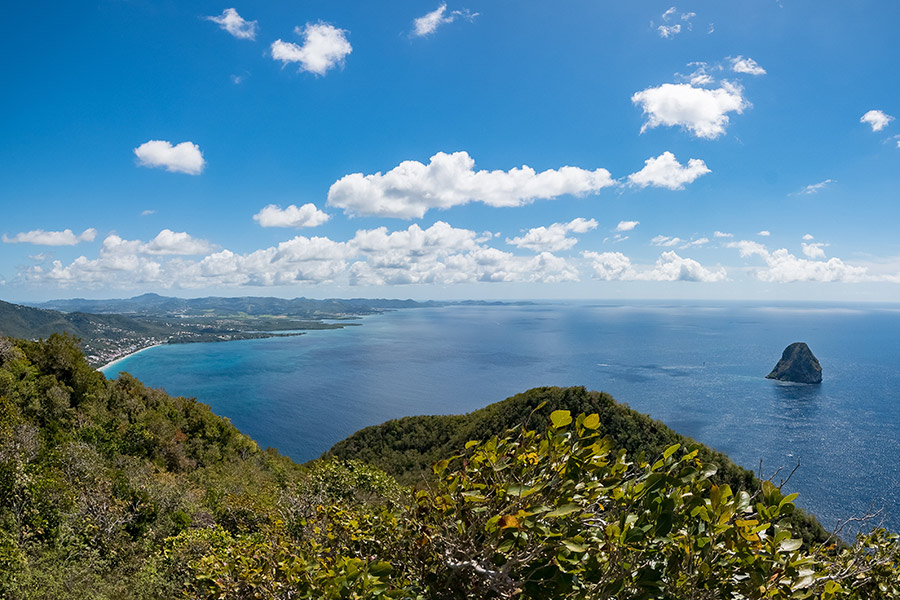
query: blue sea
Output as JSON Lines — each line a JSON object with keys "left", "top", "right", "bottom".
{"left": 103, "top": 301, "right": 900, "bottom": 534}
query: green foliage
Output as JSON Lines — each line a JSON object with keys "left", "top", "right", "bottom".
{"left": 327, "top": 385, "right": 830, "bottom": 546}
{"left": 1, "top": 335, "right": 898, "bottom": 599}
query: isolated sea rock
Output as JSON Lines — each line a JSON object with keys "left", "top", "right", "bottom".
{"left": 766, "top": 342, "right": 822, "bottom": 384}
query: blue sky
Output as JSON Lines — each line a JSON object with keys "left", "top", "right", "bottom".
{"left": 2, "top": 1, "right": 899, "bottom": 302}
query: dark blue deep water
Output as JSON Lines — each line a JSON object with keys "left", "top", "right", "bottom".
{"left": 103, "top": 302, "right": 900, "bottom": 533}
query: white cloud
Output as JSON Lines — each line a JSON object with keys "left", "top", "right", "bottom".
{"left": 616, "top": 220, "right": 639, "bottom": 232}
{"left": 253, "top": 204, "right": 331, "bottom": 228}
{"left": 860, "top": 109, "right": 894, "bottom": 132}
{"left": 682, "top": 237, "right": 709, "bottom": 248}
{"left": 134, "top": 140, "right": 205, "bottom": 175}
{"left": 206, "top": 8, "right": 258, "bottom": 40}
{"left": 802, "top": 233, "right": 815, "bottom": 241}
{"left": 632, "top": 82, "right": 749, "bottom": 139}
{"left": 506, "top": 218, "right": 597, "bottom": 252}
{"left": 658, "top": 24, "right": 681, "bottom": 38}
{"left": 584, "top": 250, "right": 725, "bottom": 282}
{"left": 3, "top": 228, "right": 97, "bottom": 246}
{"left": 661, "top": 7, "right": 678, "bottom": 20}
{"left": 707, "top": 23, "right": 715, "bottom": 34}
{"left": 651, "top": 235, "right": 682, "bottom": 247}
{"left": 802, "top": 242, "right": 828, "bottom": 259}
{"left": 714, "top": 231, "right": 733, "bottom": 238}
{"left": 271, "top": 22, "right": 351, "bottom": 76}
{"left": 727, "top": 240, "right": 898, "bottom": 283}
{"left": 758, "top": 230, "right": 771, "bottom": 237}
{"left": 22, "top": 221, "right": 587, "bottom": 290}
{"left": 141, "top": 209, "right": 156, "bottom": 217}
{"left": 350, "top": 222, "right": 578, "bottom": 286}
{"left": 327, "top": 151, "right": 616, "bottom": 219}
{"left": 647, "top": 251, "right": 725, "bottom": 281}
{"left": 584, "top": 251, "right": 636, "bottom": 280}
{"left": 142, "top": 230, "right": 215, "bottom": 255}
{"left": 797, "top": 179, "right": 833, "bottom": 195}
{"left": 730, "top": 56, "right": 766, "bottom": 76}
{"left": 628, "top": 151, "right": 710, "bottom": 190}
{"left": 412, "top": 4, "right": 477, "bottom": 37}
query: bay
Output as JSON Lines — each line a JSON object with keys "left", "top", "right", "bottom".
{"left": 102, "top": 301, "right": 900, "bottom": 533}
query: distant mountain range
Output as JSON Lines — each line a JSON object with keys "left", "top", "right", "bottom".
{"left": 31, "top": 293, "right": 531, "bottom": 317}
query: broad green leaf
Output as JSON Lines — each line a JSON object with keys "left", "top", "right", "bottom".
{"left": 550, "top": 410, "right": 572, "bottom": 428}
{"left": 545, "top": 503, "right": 580, "bottom": 518}
{"left": 779, "top": 538, "right": 802, "bottom": 552}
{"left": 583, "top": 413, "right": 600, "bottom": 430}
{"left": 663, "top": 443, "right": 681, "bottom": 459}
{"left": 562, "top": 540, "right": 587, "bottom": 553}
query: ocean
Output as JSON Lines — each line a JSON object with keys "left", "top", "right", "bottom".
{"left": 102, "top": 301, "right": 900, "bottom": 534}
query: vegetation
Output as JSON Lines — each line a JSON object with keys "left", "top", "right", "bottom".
{"left": 327, "top": 386, "right": 829, "bottom": 546}
{"left": 1, "top": 334, "right": 898, "bottom": 598}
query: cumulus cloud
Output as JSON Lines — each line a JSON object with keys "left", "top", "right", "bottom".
{"left": 253, "top": 204, "right": 330, "bottom": 228}
{"left": 412, "top": 3, "right": 477, "bottom": 37}
{"left": 272, "top": 22, "right": 351, "bottom": 76}
{"left": 506, "top": 218, "right": 597, "bottom": 252}
{"left": 714, "top": 231, "right": 733, "bottom": 238}
{"left": 616, "top": 220, "right": 639, "bottom": 232}
{"left": 797, "top": 179, "right": 833, "bottom": 195}
{"left": 727, "top": 240, "right": 898, "bottom": 283}
{"left": 349, "top": 222, "right": 578, "bottom": 286}
{"left": 627, "top": 151, "right": 710, "bottom": 190}
{"left": 142, "top": 230, "right": 215, "bottom": 255}
{"left": 25, "top": 222, "right": 583, "bottom": 290}
{"left": 3, "top": 228, "right": 97, "bottom": 246}
{"left": 802, "top": 233, "right": 815, "bottom": 241}
{"left": 758, "top": 230, "right": 771, "bottom": 237}
{"left": 730, "top": 56, "right": 766, "bottom": 75}
{"left": 860, "top": 110, "right": 894, "bottom": 132}
{"left": 134, "top": 140, "right": 205, "bottom": 175}
{"left": 141, "top": 210, "right": 156, "bottom": 217}
{"left": 206, "top": 8, "right": 258, "bottom": 40}
{"left": 327, "top": 151, "right": 616, "bottom": 219}
{"left": 632, "top": 82, "right": 749, "bottom": 139}
{"left": 583, "top": 250, "right": 726, "bottom": 282}
{"left": 801, "top": 242, "right": 828, "bottom": 259}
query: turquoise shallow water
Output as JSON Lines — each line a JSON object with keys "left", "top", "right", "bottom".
{"left": 103, "top": 301, "right": 900, "bottom": 533}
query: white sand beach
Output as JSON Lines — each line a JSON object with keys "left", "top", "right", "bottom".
{"left": 98, "top": 344, "right": 165, "bottom": 373}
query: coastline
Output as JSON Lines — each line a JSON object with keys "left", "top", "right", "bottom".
{"left": 98, "top": 343, "right": 166, "bottom": 374}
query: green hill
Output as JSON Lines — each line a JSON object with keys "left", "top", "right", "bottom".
{"left": 326, "top": 385, "right": 829, "bottom": 546}
{"left": 0, "top": 334, "right": 896, "bottom": 599}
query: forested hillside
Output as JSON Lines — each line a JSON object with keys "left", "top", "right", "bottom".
{"left": 1, "top": 335, "right": 897, "bottom": 598}
{"left": 326, "top": 386, "right": 829, "bottom": 546}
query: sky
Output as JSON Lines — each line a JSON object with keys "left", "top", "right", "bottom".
{"left": 1, "top": 1, "right": 899, "bottom": 303}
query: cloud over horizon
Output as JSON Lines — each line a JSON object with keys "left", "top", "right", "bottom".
{"left": 3, "top": 228, "right": 97, "bottom": 246}
{"left": 253, "top": 204, "right": 331, "bottom": 228}
{"left": 506, "top": 217, "right": 598, "bottom": 252}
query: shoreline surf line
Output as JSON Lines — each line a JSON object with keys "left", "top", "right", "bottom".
{"left": 98, "top": 343, "right": 166, "bottom": 374}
